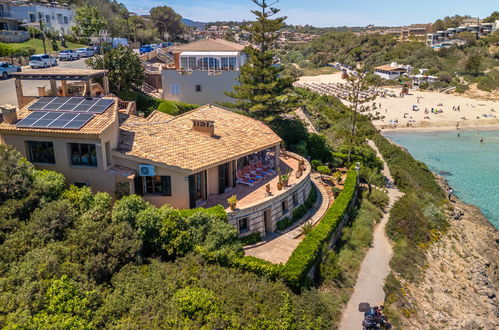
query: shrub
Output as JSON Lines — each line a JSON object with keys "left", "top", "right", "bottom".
{"left": 157, "top": 100, "right": 179, "bottom": 115}
{"left": 366, "top": 188, "right": 389, "bottom": 210}
{"left": 311, "top": 159, "right": 323, "bottom": 170}
{"left": 306, "top": 134, "right": 333, "bottom": 162}
{"left": 276, "top": 217, "right": 293, "bottom": 231}
{"left": 240, "top": 232, "right": 261, "bottom": 245}
{"left": 276, "top": 187, "right": 317, "bottom": 231}
{"left": 281, "top": 170, "right": 357, "bottom": 289}
{"left": 317, "top": 166, "right": 331, "bottom": 177}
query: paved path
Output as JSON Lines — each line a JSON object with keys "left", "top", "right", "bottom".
{"left": 0, "top": 58, "right": 89, "bottom": 106}
{"left": 295, "top": 107, "right": 319, "bottom": 134}
{"left": 244, "top": 176, "right": 330, "bottom": 264}
{"left": 339, "top": 140, "right": 403, "bottom": 330}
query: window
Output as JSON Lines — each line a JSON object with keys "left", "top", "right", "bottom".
{"left": 64, "top": 16, "right": 68, "bottom": 24}
{"left": 45, "top": 15, "right": 50, "bottom": 23}
{"left": 170, "top": 84, "right": 180, "bottom": 95}
{"left": 239, "top": 217, "right": 248, "bottom": 233}
{"left": 27, "top": 141, "right": 55, "bottom": 164}
{"left": 70, "top": 143, "right": 97, "bottom": 167}
{"left": 281, "top": 200, "right": 288, "bottom": 214}
{"left": 30, "top": 13, "right": 36, "bottom": 22}
{"left": 195, "top": 85, "right": 202, "bottom": 92}
{"left": 143, "top": 175, "right": 171, "bottom": 196}
{"left": 292, "top": 193, "right": 298, "bottom": 206}
{"left": 74, "top": 182, "right": 88, "bottom": 188}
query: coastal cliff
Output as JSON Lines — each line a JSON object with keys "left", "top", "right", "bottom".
{"left": 394, "top": 186, "right": 498, "bottom": 329}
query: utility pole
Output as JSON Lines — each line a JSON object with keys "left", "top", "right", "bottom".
{"left": 39, "top": 18, "right": 47, "bottom": 54}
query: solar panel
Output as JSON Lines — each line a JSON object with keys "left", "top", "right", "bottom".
{"left": 16, "top": 111, "right": 94, "bottom": 130}
{"left": 27, "top": 97, "right": 114, "bottom": 114}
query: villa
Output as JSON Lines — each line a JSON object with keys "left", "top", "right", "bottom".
{"left": 0, "top": 68, "right": 312, "bottom": 237}
{"left": 161, "top": 38, "right": 247, "bottom": 105}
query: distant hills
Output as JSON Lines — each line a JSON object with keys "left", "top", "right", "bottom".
{"left": 181, "top": 19, "right": 207, "bottom": 28}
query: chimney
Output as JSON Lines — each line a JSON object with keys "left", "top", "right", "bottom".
{"left": 0, "top": 104, "right": 18, "bottom": 124}
{"left": 192, "top": 119, "right": 215, "bottom": 136}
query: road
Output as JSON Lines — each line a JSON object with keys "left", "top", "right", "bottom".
{"left": 0, "top": 58, "right": 89, "bottom": 106}
{"left": 339, "top": 140, "right": 403, "bottom": 330}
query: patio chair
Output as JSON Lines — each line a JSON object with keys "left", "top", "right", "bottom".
{"left": 251, "top": 164, "right": 271, "bottom": 177}
{"left": 244, "top": 166, "right": 263, "bottom": 181}
{"left": 257, "top": 161, "right": 276, "bottom": 174}
{"left": 236, "top": 170, "right": 255, "bottom": 187}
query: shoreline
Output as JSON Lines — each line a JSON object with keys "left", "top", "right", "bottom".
{"left": 379, "top": 123, "right": 499, "bottom": 133}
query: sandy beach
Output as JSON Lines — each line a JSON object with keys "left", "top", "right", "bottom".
{"left": 297, "top": 73, "right": 499, "bottom": 131}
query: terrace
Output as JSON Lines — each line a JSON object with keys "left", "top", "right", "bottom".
{"left": 204, "top": 154, "right": 307, "bottom": 211}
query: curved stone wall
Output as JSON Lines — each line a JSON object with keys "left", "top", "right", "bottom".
{"left": 228, "top": 152, "right": 312, "bottom": 237}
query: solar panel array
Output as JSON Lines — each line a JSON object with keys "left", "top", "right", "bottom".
{"left": 16, "top": 111, "right": 94, "bottom": 130}
{"left": 15, "top": 97, "right": 115, "bottom": 130}
{"left": 28, "top": 97, "right": 115, "bottom": 114}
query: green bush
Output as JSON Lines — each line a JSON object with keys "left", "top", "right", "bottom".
{"left": 240, "top": 232, "right": 261, "bottom": 245}
{"left": 276, "top": 187, "right": 317, "bottom": 231}
{"left": 157, "top": 100, "right": 179, "bottom": 115}
{"left": 311, "top": 159, "right": 323, "bottom": 170}
{"left": 306, "top": 134, "right": 333, "bottom": 162}
{"left": 281, "top": 170, "right": 357, "bottom": 289}
{"left": 0, "top": 43, "right": 36, "bottom": 57}
{"left": 366, "top": 189, "right": 389, "bottom": 210}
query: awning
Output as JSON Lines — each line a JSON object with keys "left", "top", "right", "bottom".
{"left": 180, "top": 51, "right": 239, "bottom": 56}
{"left": 106, "top": 165, "right": 136, "bottom": 179}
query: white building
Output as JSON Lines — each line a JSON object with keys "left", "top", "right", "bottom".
{"left": 9, "top": 1, "right": 75, "bottom": 35}
{"left": 426, "top": 20, "right": 498, "bottom": 48}
{"left": 162, "top": 38, "right": 247, "bottom": 105}
{"left": 374, "top": 62, "right": 410, "bottom": 80}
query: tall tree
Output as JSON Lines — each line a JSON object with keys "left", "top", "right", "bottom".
{"left": 344, "top": 71, "right": 375, "bottom": 163}
{"left": 72, "top": 6, "right": 106, "bottom": 37}
{"left": 149, "top": 6, "right": 185, "bottom": 41}
{"left": 464, "top": 53, "right": 482, "bottom": 76}
{"left": 86, "top": 46, "right": 145, "bottom": 93}
{"left": 224, "top": 0, "right": 300, "bottom": 119}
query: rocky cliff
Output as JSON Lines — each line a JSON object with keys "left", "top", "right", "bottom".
{"left": 396, "top": 195, "right": 498, "bottom": 329}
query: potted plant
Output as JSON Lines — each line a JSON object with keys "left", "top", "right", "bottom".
{"left": 227, "top": 195, "right": 238, "bottom": 211}
{"left": 280, "top": 169, "right": 291, "bottom": 187}
{"left": 333, "top": 171, "right": 342, "bottom": 184}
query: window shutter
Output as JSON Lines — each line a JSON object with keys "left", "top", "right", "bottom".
{"left": 161, "top": 176, "right": 171, "bottom": 196}
{"left": 134, "top": 176, "right": 143, "bottom": 196}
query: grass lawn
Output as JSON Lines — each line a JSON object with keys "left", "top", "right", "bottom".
{"left": 300, "top": 66, "right": 339, "bottom": 77}
{"left": 9, "top": 38, "right": 88, "bottom": 54}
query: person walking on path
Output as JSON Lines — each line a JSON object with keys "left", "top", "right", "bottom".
{"left": 339, "top": 140, "right": 403, "bottom": 330}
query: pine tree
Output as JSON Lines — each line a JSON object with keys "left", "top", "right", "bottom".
{"left": 224, "top": 0, "right": 300, "bottom": 119}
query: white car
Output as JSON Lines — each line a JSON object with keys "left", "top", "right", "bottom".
{"left": 75, "top": 48, "right": 94, "bottom": 57}
{"left": 58, "top": 49, "right": 80, "bottom": 61}
{"left": 29, "top": 54, "right": 58, "bottom": 68}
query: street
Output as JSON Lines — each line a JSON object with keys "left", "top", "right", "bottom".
{"left": 0, "top": 58, "right": 90, "bottom": 106}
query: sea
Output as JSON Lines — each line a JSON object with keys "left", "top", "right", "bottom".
{"left": 383, "top": 129, "right": 499, "bottom": 229}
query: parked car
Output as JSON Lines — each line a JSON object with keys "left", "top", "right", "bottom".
{"left": 75, "top": 48, "right": 94, "bottom": 57}
{"left": 29, "top": 54, "right": 57, "bottom": 68}
{"left": 0, "top": 62, "right": 21, "bottom": 79}
{"left": 139, "top": 45, "right": 154, "bottom": 55}
{"left": 58, "top": 49, "right": 80, "bottom": 61}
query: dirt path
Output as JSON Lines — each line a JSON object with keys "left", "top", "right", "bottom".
{"left": 339, "top": 140, "right": 403, "bottom": 330}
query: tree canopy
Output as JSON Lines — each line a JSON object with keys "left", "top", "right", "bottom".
{"left": 149, "top": 6, "right": 186, "bottom": 41}
{"left": 86, "top": 46, "right": 145, "bottom": 93}
{"left": 72, "top": 6, "right": 106, "bottom": 37}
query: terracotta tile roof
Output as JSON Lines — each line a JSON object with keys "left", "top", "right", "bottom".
{"left": 117, "top": 105, "right": 281, "bottom": 172}
{"left": 146, "top": 110, "right": 173, "bottom": 122}
{"left": 0, "top": 97, "right": 118, "bottom": 136}
{"left": 171, "top": 38, "right": 245, "bottom": 53}
{"left": 106, "top": 165, "right": 136, "bottom": 179}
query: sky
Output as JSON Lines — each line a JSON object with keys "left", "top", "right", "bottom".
{"left": 120, "top": 0, "right": 498, "bottom": 27}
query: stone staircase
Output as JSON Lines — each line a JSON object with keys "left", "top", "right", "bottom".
{"left": 156, "top": 48, "right": 174, "bottom": 64}
{"left": 140, "top": 82, "right": 162, "bottom": 99}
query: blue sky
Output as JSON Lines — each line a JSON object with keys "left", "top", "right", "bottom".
{"left": 121, "top": 0, "right": 498, "bottom": 27}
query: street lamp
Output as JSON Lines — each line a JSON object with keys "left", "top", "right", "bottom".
{"left": 154, "top": 20, "right": 169, "bottom": 42}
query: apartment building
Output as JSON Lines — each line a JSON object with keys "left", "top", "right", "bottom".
{"left": 426, "top": 20, "right": 498, "bottom": 48}
{"left": 0, "top": 0, "right": 29, "bottom": 42}
{"left": 9, "top": 0, "right": 75, "bottom": 35}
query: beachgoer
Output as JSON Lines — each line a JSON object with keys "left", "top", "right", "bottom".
{"left": 448, "top": 188, "right": 454, "bottom": 200}
{"left": 480, "top": 138, "right": 484, "bottom": 144}
{"left": 457, "top": 133, "right": 460, "bottom": 137}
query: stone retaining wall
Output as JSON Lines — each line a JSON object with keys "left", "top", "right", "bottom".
{"left": 228, "top": 153, "right": 312, "bottom": 237}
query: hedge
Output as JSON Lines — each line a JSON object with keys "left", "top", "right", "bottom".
{"left": 178, "top": 205, "right": 227, "bottom": 221}
{"left": 281, "top": 170, "right": 357, "bottom": 289}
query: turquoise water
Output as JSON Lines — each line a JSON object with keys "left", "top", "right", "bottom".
{"left": 383, "top": 130, "right": 499, "bottom": 229}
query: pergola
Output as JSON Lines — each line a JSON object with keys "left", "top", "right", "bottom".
{"left": 10, "top": 68, "right": 110, "bottom": 109}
